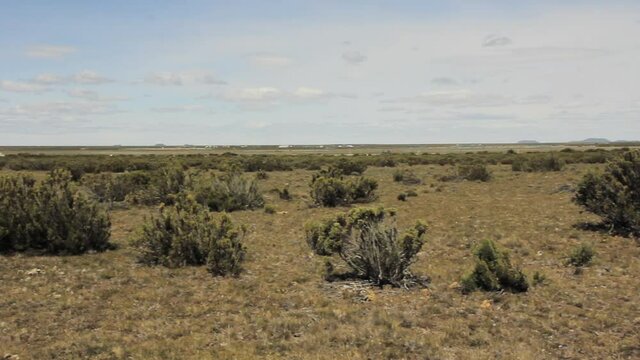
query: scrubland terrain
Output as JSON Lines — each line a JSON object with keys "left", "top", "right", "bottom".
{"left": 1, "top": 153, "right": 639, "bottom": 359}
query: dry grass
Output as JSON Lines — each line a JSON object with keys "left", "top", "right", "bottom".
{"left": 1, "top": 164, "right": 639, "bottom": 359}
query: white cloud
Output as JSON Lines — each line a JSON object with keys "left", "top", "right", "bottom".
{"left": 25, "top": 45, "right": 77, "bottom": 59}
{"left": 72, "top": 70, "right": 113, "bottom": 84}
{"left": 342, "top": 50, "right": 367, "bottom": 65}
{"left": 66, "top": 88, "right": 127, "bottom": 102}
{"left": 250, "top": 54, "right": 294, "bottom": 67}
{"left": 482, "top": 34, "right": 512, "bottom": 47}
{"left": 32, "top": 73, "right": 66, "bottom": 85}
{"left": 385, "top": 90, "right": 514, "bottom": 108}
{"left": 223, "top": 87, "right": 281, "bottom": 102}
{"left": 144, "top": 71, "right": 226, "bottom": 86}
{"left": 0, "top": 80, "right": 47, "bottom": 93}
{"left": 151, "top": 104, "right": 209, "bottom": 113}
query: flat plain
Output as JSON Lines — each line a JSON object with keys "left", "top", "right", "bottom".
{"left": 1, "top": 147, "right": 639, "bottom": 359}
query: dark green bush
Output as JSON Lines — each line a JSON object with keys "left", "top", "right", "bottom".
{"left": 192, "top": 171, "right": 264, "bottom": 212}
{"left": 461, "top": 239, "right": 528, "bottom": 293}
{"left": 0, "top": 169, "right": 111, "bottom": 254}
{"left": 566, "top": 243, "right": 595, "bottom": 267}
{"left": 574, "top": 151, "right": 640, "bottom": 236}
{"left": 132, "top": 196, "right": 246, "bottom": 276}
{"left": 309, "top": 167, "right": 378, "bottom": 207}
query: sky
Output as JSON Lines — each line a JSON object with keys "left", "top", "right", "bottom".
{"left": 1, "top": 0, "right": 639, "bottom": 145}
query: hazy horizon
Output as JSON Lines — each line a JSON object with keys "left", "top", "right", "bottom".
{"left": 2, "top": 1, "right": 639, "bottom": 145}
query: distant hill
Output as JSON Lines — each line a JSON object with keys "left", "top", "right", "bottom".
{"left": 571, "top": 138, "right": 611, "bottom": 144}
{"left": 517, "top": 140, "right": 539, "bottom": 144}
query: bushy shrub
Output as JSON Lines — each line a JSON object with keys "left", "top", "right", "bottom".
{"left": 255, "top": 170, "right": 269, "bottom": 180}
{"left": 397, "top": 193, "right": 407, "bottom": 201}
{"left": 305, "top": 207, "right": 391, "bottom": 256}
{"left": 121, "top": 165, "right": 187, "bottom": 206}
{"left": 566, "top": 243, "right": 595, "bottom": 267}
{"left": 277, "top": 184, "right": 292, "bottom": 200}
{"left": 406, "top": 189, "right": 418, "bottom": 197}
{"left": 392, "top": 169, "right": 421, "bottom": 185}
{"left": 574, "top": 151, "right": 640, "bottom": 236}
{"left": 305, "top": 207, "right": 426, "bottom": 286}
{"left": 132, "top": 196, "right": 246, "bottom": 276}
{"left": 0, "top": 169, "right": 111, "bottom": 254}
{"left": 334, "top": 158, "right": 368, "bottom": 175}
{"left": 512, "top": 155, "right": 564, "bottom": 172}
{"left": 82, "top": 171, "right": 151, "bottom": 202}
{"left": 458, "top": 164, "right": 492, "bottom": 182}
{"left": 461, "top": 239, "right": 528, "bottom": 293}
{"left": 193, "top": 171, "right": 264, "bottom": 212}
{"left": 309, "top": 167, "right": 378, "bottom": 207}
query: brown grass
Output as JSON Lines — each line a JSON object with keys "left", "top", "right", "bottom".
{"left": 1, "top": 164, "right": 639, "bottom": 359}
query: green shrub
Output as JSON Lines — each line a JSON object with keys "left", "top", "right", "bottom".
{"left": 512, "top": 155, "right": 564, "bottom": 172}
{"left": 574, "top": 151, "right": 640, "bottom": 236}
{"left": 334, "top": 158, "right": 367, "bottom": 175}
{"left": 264, "top": 205, "right": 276, "bottom": 214}
{"left": 458, "top": 164, "right": 491, "bottom": 182}
{"left": 566, "top": 243, "right": 595, "bottom": 267}
{"left": 309, "top": 167, "right": 378, "bottom": 207}
{"left": 0, "top": 169, "right": 111, "bottom": 254}
{"left": 255, "top": 170, "right": 269, "bottom": 180}
{"left": 82, "top": 171, "right": 151, "bottom": 202}
{"left": 305, "top": 207, "right": 427, "bottom": 286}
{"left": 397, "top": 193, "right": 407, "bottom": 201}
{"left": 461, "top": 239, "right": 528, "bottom": 293}
{"left": 132, "top": 196, "right": 246, "bottom": 276}
{"left": 193, "top": 171, "right": 264, "bottom": 212}
{"left": 278, "top": 185, "right": 292, "bottom": 200}
{"left": 406, "top": 189, "right": 418, "bottom": 197}
{"left": 305, "top": 207, "right": 391, "bottom": 256}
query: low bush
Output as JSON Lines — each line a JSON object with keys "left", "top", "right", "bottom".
{"left": 192, "top": 171, "right": 264, "bottom": 212}
{"left": 461, "top": 239, "right": 528, "bottom": 293}
{"left": 512, "top": 155, "right": 564, "bottom": 172}
{"left": 334, "top": 158, "right": 368, "bottom": 175}
{"left": 0, "top": 169, "right": 111, "bottom": 254}
{"left": 574, "top": 151, "right": 640, "bottom": 236}
{"left": 397, "top": 193, "right": 407, "bottom": 201}
{"left": 82, "top": 171, "right": 151, "bottom": 202}
{"left": 309, "top": 167, "right": 378, "bottom": 207}
{"left": 392, "top": 169, "right": 421, "bottom": 185}
{"left": 458, "top": 164, "right": 492, "bottom": 182}
{"left": 132, "top": 196, "right": 246, "bottom": 276}
{"left": 566, "top": 243, "right": 595, "bottom": 267}
{"left": 305, "top": 207, "right": 427, "bottom": 286}
{"left": 277, "top": 185, "right": 292, "bottom": 200}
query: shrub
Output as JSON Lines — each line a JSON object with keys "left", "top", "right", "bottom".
{"left": 0, "top": 169, "right": 111, "bottom": 254}
{"left": 512, "top": 155, "right": 564, "bottom": 172}
{"left": 193, "top": 171, "right": 264, "bottom": 212}
{"left": 397, "top": 193, "right": 407, "bottom": 201}
{"left": 406, "top": 189, "right": 418, "bottom": 197}
{"left": 574, "top": 151, "right": 640, "bottom": 236}
{"left": 278, "top": 185, "right": 292, "bottom": 200}
{"left": 566, "top": 243, "right": 595, "bottom": 267}
{"left": 255, "top": 170, "right": 269, "bottom": 180}
{"left": 304, "top": 207, "right": 391, "bottom": 256}
{"left": 305, "top": 207, "right": 427, "bottom": 286}
{"left": 309, "top": 167, "right": 378, "bottom": 207}
{"left": 82, "top": 171, "right": 151, "bottom": 202}
{"left": 334, "top": 158, "right": 367, "bottom": 175}
{"left": 132, "top": 196, "right": 246, "bottom": 276}
{"left": 121, "top": 165, "right": 187, "bottom": 206}
{"left": 392, "top": 169, "right": 421, "bottom": 185}
{"left": 458, "top": 164, "right": 491, "bottom": 182}
{"left": 461, "top": 239, "right": 528, "bottom": 293}
{"left": 264, "top": 205, "right": 276, "bottom": 214}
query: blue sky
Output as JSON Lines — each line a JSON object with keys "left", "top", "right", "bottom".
{"left": 1, "top": 1, "right": 639, "bottom": 145}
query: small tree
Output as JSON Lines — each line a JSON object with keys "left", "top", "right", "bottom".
{"left": 574, "top": 151, "right": 640, "bottom": 236}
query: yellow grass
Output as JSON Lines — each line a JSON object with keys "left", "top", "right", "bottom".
{"left": 1, "top": 164, "right": 639, "bottom": 359}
